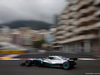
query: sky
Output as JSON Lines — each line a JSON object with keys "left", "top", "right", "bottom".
{"left": 0, "top": 0, "right": 67, "bottom": 24}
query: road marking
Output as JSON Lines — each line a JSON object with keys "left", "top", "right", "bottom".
{"left": 0, "top": 58, "right": 100, "bottom": 60}
{"left": 0, "top": 54, "right": 21, "bottom": 58}
{"left": 19, "top": 58, "right": 29, "bottom": 60}
{"left": 78, "top": 58, "right": 95, "bottom": 60}
{"left": 93, "top": 58, "right": 100, "bottom": 60}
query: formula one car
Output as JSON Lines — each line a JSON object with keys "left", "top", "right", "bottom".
{"left": 20, "top": 56, "right": 77, "bottom": 70}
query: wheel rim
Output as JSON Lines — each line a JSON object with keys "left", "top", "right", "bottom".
{"left": 25, "top": 61, "right": 30, "bottom": 65}
{"left": 63, "top": 63, "right": 69, "bottom": 69}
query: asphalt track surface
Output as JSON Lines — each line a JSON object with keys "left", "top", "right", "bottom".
{"left": 0, "top": 51, "right": 100, "bottom": 75}
{"left": 15, "top": 52, "right": 97, "bottom": 58}
{"left": 0, "top": 60, "right": 100, "bottom": 75}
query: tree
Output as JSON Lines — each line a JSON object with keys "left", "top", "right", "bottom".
{"left": 33, "top": 39, "right": 45, "bottom": 48}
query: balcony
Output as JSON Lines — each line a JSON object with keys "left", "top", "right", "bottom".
{"left": 85, "top": 22, "right": 100, "bottom": 30}
{"left": 64, "top": 33, "right": 73, "bottom": 37}
{"left": 58, "top": 20, "right": 66, "bottom": 25}
{"left": 56, "top": 31, "right": 66, "bottom": 35}
{"left": 85, "top": 34, "right": 97, "bottom": 39}
{"left": 73, "top": 16, "right": 99, "bottom": 26}
{"left": 74, "top": 26, "right": 87, "bottom": 33}
{"left": 57, "top": 25, "right": 66, "bottom": 31}
{"left": 67, "top": 0, "right": 79, "bottom": 4}
{"left": 55, "top": 36, "right": 65, "bottom": 40}
{"left": 70, "top": 5, "right": 78, "bottom": 11}
{"left": 65, "top": 19, "right": 76, "bottom": 25}
{"left": 62, "top": 12, "right": 76, "bottom": 19}
{"left": 73, "top": 22, "right": 100, "bottom": 34}
{"left": 60, "top": 34, "right": 97, "bottom": 44}
{"left": 94, "top": 9, "right": 100, "bottom": 16}
{"left": 73, "top": 0, "right": 94, "bottom": 11}
{"left": 65, "top": 26, "right": 75, "bottom": 31}
{"left": 74, "top": 6, "right": 98, "bottom": 19}
{"left": 60, "top": 35, "right": 86, "bottom": 44}
{"left": 94, "top": 0, "right": 100, "bottom": 5}
{"left": 61, "top": 11, "right": 76, "bottom": 20}
{"left": 60, "top": 15, "right": 67, "bottom": 20}
{"left": 52, "top": 41, "right": 59, "bottom": 44}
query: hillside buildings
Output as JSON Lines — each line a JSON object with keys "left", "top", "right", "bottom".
{"left": 0, "top": 26, "right": 50, "bottom": 46}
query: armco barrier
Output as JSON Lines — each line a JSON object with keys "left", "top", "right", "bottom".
{"left": 0, "top": 50, "right": 26, "bottom": 54}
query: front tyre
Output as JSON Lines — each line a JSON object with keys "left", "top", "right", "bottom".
{"left": 63, "top": 62, "right": 71, "bottom": 70}
{"left": 20, "top": 62, "right": 25, "bottom": 66}
{"left": 37, "top": 62, "right": 42, "bottom": 67}
{"left": 25, "top": 60, "right": 32, "bottom": 67}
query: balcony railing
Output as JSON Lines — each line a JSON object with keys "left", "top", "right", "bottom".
{"left": 73, "top": 0, "right": 94, "bottom": 11}
{"left": 60, "top": 34, "right": 97, "bottom": 44}
{"left": 74, "top": 6, "right": 98, "bottom": 19}
{"left": 55, "top": 36, "right": 65, "bottom": 40}
{"left": 94, "top": 0, "right": 100, "bottom": 5}
{"left": 56, "top": 31, "right": 66, "bottom": 35}
{"left": 57, "top": 25, "right": 66, "bottom": 31}
{"left": 64, "top": 33, "right": 73, "bottom": 37}
{"left": 65, "top": 26, "right": 75, "bottom": 31}
{"left": 58, "top": 20, "right": 66, "bottom": 25}
{"left": 74, "top": 22, "right": 100, "bottom": 33}
{"left": 52, "top": 41, "right": 61, "bottom": 44}
{"left": 74, "top": 26, "right": 87, "bottom": 33}
{"left": 85, "top": 22, "right": 100, "bottom": 30}
{"left": 61, "top": 12, "right": 76, "bottom": 20}
{"left": 73, "top": 16, "right": 99, "bottom": 26}
{"left": 65, "top": 19, "right": 76, "bottom": 25}
{"left": 60, "top": 35, "right": 86, "bottom": 44}
{"left": 94, "top": 9, "right": 100, "bottom": 16}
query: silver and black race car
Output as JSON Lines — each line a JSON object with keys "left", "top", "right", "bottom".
{"left": 20, "top": 56, "right": 77, "bottom": 70}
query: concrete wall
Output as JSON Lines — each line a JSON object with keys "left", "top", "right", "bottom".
{"left": 91, "top": 39, "right": 100, "bottom": 52}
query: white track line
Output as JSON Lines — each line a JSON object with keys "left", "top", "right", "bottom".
{"left": 0, "top": 58, "right": 100, "bottom": 60}
{"left": 78, "top": 58, "right": 95, "bottom": 60}
{"left": 0, "top": 54, "right": 21, "bottom": 58}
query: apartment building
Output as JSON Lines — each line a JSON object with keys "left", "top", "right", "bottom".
{"left": 53, "top": 0, "right": 100, "bottom": 52}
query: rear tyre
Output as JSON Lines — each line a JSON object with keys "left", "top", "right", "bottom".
{"left": 63, "top": 62, "right": 71, "bottom": 70}
{"left": 25, "top": 60, "right": 32, "bottom": 67}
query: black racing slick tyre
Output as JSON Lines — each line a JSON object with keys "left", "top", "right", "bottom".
{"left": 63, "top": 62, "right": 71, "bottom": 70}
{"left": 25, "top": 60, "right": 32, "bottom": 67}
{"left": 20, "top": 62, "right": 25, "bottom": 66}
{"left": 37, "top": 62, "right": 42, "bottom": 67}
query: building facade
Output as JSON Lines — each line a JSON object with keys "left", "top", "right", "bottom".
{"left": 53, "top": 0, "right": 100, "bottom": 52}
